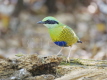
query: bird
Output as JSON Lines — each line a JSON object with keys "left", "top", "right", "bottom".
{"left": 37, "top": 16, "right": 82, "bottom": 62}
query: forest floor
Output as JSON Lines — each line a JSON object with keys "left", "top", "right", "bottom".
{"left": 0, "top": 54, "right": 107, "bottom": 80}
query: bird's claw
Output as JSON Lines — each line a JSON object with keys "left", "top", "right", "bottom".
{"left": 66, "top": 57, "right": 70, "bottom": 63}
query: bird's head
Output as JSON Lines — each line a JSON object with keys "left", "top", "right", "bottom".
{"left": 37, "top": 16, "right": 60, "bottom": 28}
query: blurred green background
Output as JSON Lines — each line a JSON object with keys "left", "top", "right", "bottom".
{"left": 0, "top": 0, "right": 107, "bottom": 59}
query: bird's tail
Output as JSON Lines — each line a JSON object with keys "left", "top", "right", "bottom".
{"left": 77, "top": 40, "right": 82, "bottom": 43}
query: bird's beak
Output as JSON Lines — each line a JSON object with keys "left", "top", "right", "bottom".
{"left": 37, "top": 21, "right": 45, "bottom": 24}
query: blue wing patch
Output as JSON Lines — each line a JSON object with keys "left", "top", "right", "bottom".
{"left": 54, "top": 41, "right": 67, "bottom": 47}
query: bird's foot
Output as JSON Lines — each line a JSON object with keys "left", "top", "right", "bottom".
{"left": 66, "top": 57, "right": 71, "bottom": 63}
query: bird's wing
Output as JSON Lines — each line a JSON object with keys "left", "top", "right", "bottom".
{"left": 61, "top": 25, "right": 77, "bottom": 37}
{"left": 59, "top": 25, "right": 80, "bottom": 43}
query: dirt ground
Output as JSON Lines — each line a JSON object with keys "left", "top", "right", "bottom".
{"left": 0, "top": 54, "right": 107, "bottom": 80}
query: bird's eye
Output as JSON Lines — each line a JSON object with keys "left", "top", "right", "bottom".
{"left": 47, "top": 20, "right": 50, "bottom": 23}
{"left": 44, "top": 20, "right": 48, "bottom": 24}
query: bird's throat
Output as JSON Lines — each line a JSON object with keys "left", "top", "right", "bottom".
{"left": 44, "top": 24, "right": 58, "bottom": 29}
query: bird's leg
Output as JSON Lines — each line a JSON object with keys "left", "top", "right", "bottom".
{"left": 66, "top": 46, "right": 72, "bottom": 62}
{"left": 57, "top": 47, "right": 64, "bottom": 56}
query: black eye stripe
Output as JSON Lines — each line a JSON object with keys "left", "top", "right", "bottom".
{"left": 44, "top": 20, "right": 59, "bottom": 24}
